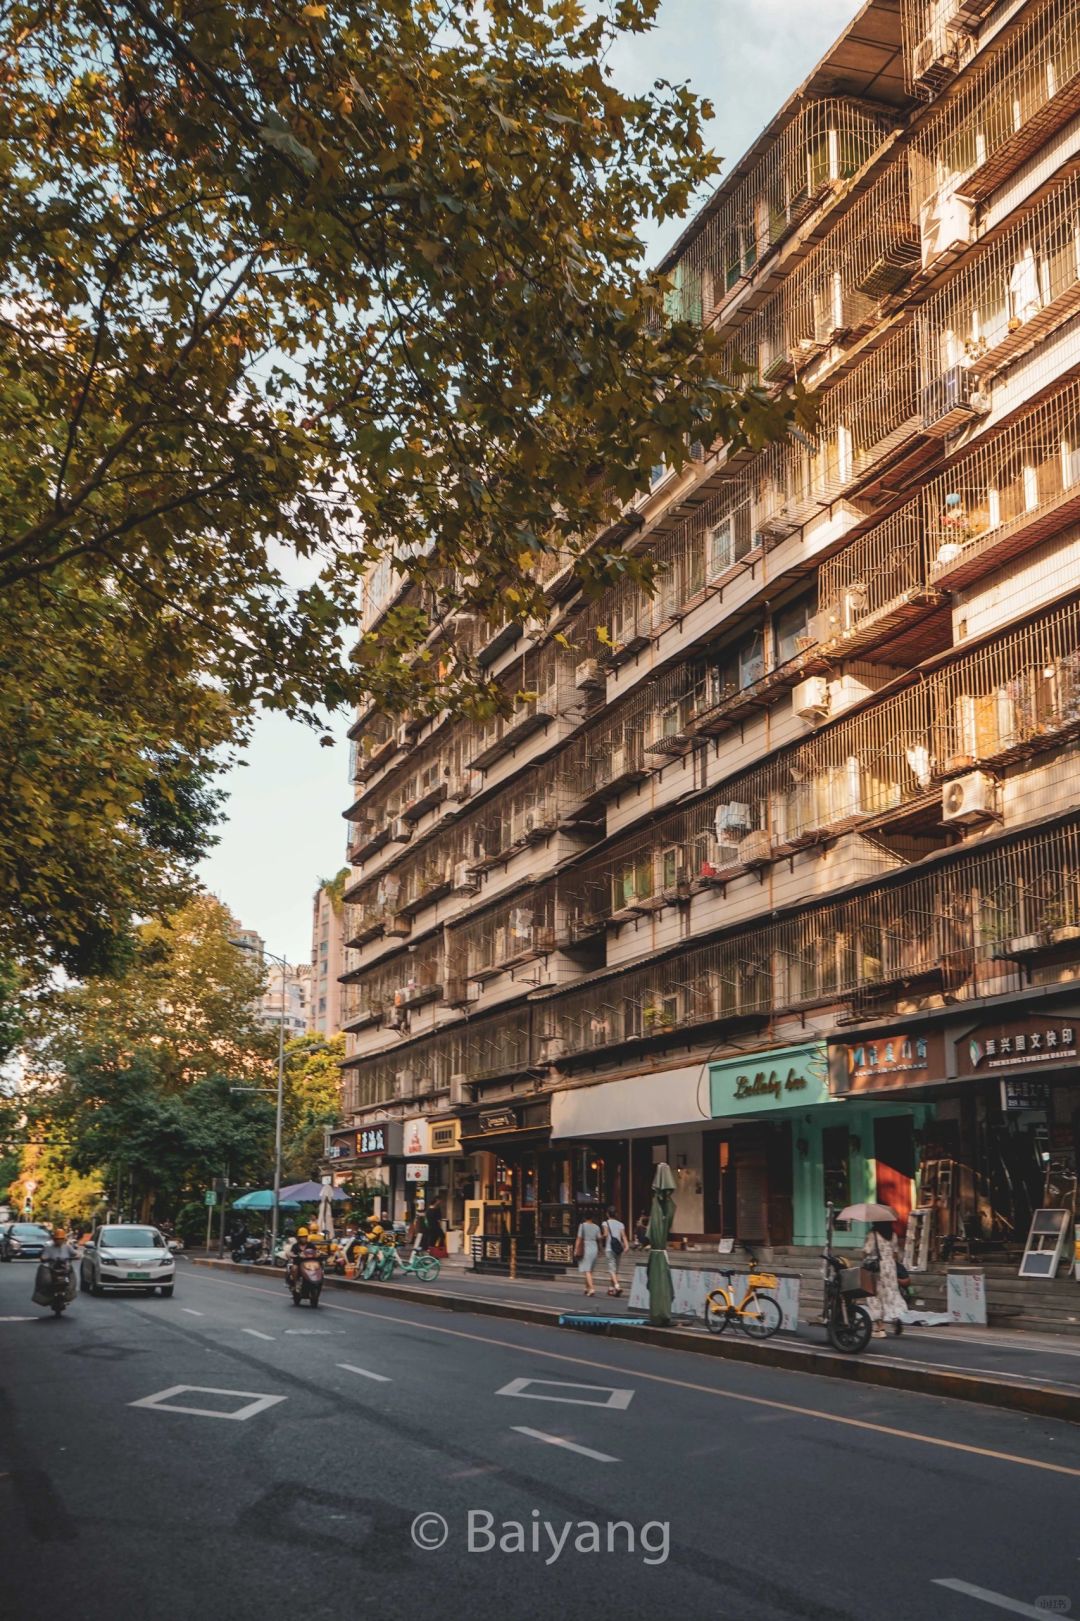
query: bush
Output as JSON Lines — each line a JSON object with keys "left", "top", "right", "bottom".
{"left": 175, "top": 1201, "right": 212, "bottom": 1247}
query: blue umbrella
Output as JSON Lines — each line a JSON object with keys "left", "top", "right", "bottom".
{"left": 278, "top": 1181, "right": 349, "bottom": 1203}
{"left": 231, "top": 1189, "right": 301, "bottom": 1211}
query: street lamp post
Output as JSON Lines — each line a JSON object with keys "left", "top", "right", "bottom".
{"left": 230, "top": 938, "right": 296, "bottom": 1257}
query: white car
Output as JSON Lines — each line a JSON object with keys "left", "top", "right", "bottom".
{"left": 80, "top": 1224, "right": 176, "bottom": 1297}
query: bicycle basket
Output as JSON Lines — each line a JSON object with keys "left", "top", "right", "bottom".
{"left": 838, "top": 1268, "right": 868, "bottom": 1298}
{"left": 748, "top": 1272, "right": 778, "bottom": 1290}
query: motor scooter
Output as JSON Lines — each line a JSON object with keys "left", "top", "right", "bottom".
{"left": 230, "top": 1234, "right": 264, "bottom": 1265}
{"left": 288, "top": 1246, "right": 323, "bottom": 1308}
{"left": 818, "top": 1202, "right": 873, "bottom": 1354}
{"left": 33, "top": 1257, "right": 76, "bottom": 1317}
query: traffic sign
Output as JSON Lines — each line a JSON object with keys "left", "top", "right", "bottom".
{"left": 205, "top": 1190, "right": 218, "bottom": 1207}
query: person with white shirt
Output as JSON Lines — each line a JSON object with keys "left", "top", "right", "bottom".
{"left": 602, "top": 1207, "right": 628, "bottom": 1298}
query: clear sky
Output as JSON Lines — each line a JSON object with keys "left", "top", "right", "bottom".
{"left": 196, "top": 0, "right": 860, "bottom": 965}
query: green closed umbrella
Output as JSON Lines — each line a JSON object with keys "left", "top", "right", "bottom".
{"left": 646, "top": 1162, "right": 676, "bottom": 1327}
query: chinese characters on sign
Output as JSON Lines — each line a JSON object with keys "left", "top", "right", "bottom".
{"left": 829, "top": 1032, "right": 945, "bottom": 1095}
{"left": 358, "top": 1126, "right": 387, "bottom": 1155}
{"left": 1000, "top": 1080, "right": 1051, "bottom": 1112}
{"left": 965, "top": 1022, "right": 1077, "bottom": 1071}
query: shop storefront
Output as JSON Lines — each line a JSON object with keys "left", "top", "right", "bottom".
{"left": 402, "top": 1116, "right": 473, "bottom": 1249}
{"left": 458, "top": 1099, "right": 628, "bottom": 1258}
{"left": 325, "top": 1121, "right": 405, "bottom": 1220}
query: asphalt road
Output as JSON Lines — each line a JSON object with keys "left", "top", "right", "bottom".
{"left": 1, "top": 1258, "right": 1079, "bottom": 1621}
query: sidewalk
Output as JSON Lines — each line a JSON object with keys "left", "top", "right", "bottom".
{"left": 191, "top": 1254, "right": 1080, "bottom": 1422}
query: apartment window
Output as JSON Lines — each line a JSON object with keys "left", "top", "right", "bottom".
{"left": 772, "top": 594, "right": 814, "bottom": 667}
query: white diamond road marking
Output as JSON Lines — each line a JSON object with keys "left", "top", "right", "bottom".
{"left": 496, "top": 1377, "right": 634, "bottom": 1410}
{"left": 241, "top": 1328, "right": 274, "bottom": 1341}
{"left": 129, "top": 1385, "right": 286, "bottom": 1422}
{"left": 932, "top": 1580, "right": 1058, "bottom": 1618}
{"left": 512, "top": 1427, "right": 619, "bottom": 1464}
{"left": 337, "top": 1362, "right": 392, "bottom": 1383}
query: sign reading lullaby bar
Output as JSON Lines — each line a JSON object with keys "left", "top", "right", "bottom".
{"left": 1018, "top": 1208, "right": 1071, "bottom": 1278}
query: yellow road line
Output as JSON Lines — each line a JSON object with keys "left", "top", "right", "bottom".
{"left": 194, "top": 1273, "right": 1080, "bottom": 1479}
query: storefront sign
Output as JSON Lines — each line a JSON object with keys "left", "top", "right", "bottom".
{"left": 403, "top": 1118, "right": 429, "bottom": 1157}
{"left": 956, "top": 1015, "right": 1078, "bottom": 1075}
{"left": 430, "top": 1120, "right": 462, "bottom": 1154}
{"left": 405, "top": 1163, "right": 429, "bottom": 1182}
{"left": 353, "top": 1121, "right": 403, "bottom": 1159}
{"left": 830, "top": 1032, "right": 946, "bottom": 1095}
{"left": 327, "top": 1137, "right": 354, "bottom": 1160}
{"left": 709, "top": 1042, "right": 829, "bottom": 1118}
{"left": 1001, "top": 1080, "right": 1050, "bottom": 1112}
{"left": 479, "top": 1108, "right": 519, "bottom": 1134}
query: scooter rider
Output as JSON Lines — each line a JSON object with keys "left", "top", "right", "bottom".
{"left": 35, "top": 1226, "right": 77, "bottom": 1307}
{"left": 285, "top": 1226, "right": 310, "bottom": 1287}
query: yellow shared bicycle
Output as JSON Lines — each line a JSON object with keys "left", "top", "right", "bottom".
{"left": 704, "top": 1255, "right": 783, "bottom": 1339}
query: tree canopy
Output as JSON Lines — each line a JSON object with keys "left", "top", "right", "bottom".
{"left": 0, "top": 0, "right": 810, "bottom": 974}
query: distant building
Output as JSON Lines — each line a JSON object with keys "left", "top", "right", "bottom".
{"left": 232, "top": 922, "right": 312, "bottom": 1039}
{"left": 311, "top": 875, "right": 347, "bottom": 1036}
{"left": 262, "top": 961, "right": 311, "bottom": 1041}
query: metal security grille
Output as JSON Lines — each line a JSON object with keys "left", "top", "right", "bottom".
{"left": 677, "top": 100, "right": 891, "bottom": 322}
{"left": 447, "top": 882, "right": 559, "bottom": 982}
{"left": 543, "top": 815, "right": 1080, "bottom": 1058}
{"left": 908, "top": 0, "right": 1080, "bottom": 212}
{"left": 919, "top": 166, "right": 1080, "bottom": 389}
{"left": 341, "top": 1010, "right": 531, "bottom": 1110}
{"left": 730, "top": 160, "right": 919, "bottom": 384}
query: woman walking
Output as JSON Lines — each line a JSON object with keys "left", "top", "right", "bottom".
{"left": 575, "top": 1212, "right": 602, "bottom": 1297}
{"left": 863, "top": 1219, "right": 906, "bottom": 1337}
{"left": 602, "top": 1207, "right": 628, "bottom": 1297}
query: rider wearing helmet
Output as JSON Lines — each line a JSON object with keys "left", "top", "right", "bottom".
{"left": 286, "top": 1226, "right": 310, "bottom": 1285}
{"left": 41, "top": 1226, "right": 76, "bottom": 1264}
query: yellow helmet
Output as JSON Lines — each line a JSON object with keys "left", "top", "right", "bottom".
{"left": 297, "top": 1226, "right": 309, "bottom": 1238}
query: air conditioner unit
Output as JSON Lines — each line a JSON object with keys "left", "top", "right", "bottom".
{"left": 395, "top": 723, "right": 414, "bottom": 751}
{"left": 575, "top": 658, "right": 603, "bottom": 691}
{"left": 394, "top": 1067, "right": 415, "bottom": 1096}
{"left": 388, "top": 817, "right": 412, "bottom": 843}
{"left": 738, "top": 829, "right": 773, "bottom": 866}
{"left": 449, "top": 1073, "right": 470, "bottom": 1107}
{"left": 841, "top": 584, "right": 868, "bottom": 631}
{"left": 918, "top": 185, "right": 972, "bottom": 271}
{"left": 793, "top": 676, "right": 830, "bottom": 724}
{"left": 417, "top": 1074, "right": 435, "bottom": 1096}
{"left": 453, "top": 860, "right": 479, "bottom": 894}
{"left": 911, "top": 32, "right": 958, "bottom": 96}
{"left": 942, "top": 770, "right": 999, "bottom": 826}
{"left": 387, "top": 1004, "right": 407, "bottom": 1031}
{"left": 609, "top": 744, "right": 627, "bottom": 780}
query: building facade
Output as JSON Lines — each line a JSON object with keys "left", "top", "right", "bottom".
{"left": 310, "top": 878, "right": 347, "bottom": 1037}
{"left": 335, "top": 0, "right": 1080, "bottom": 1267}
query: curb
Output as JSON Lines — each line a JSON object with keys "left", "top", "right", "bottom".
{"left": 190, "top": 1258, "right": 1080, "bottom": 1424}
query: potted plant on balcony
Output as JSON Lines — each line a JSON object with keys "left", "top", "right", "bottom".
{"left": 643, "top": 999, "right": 676, "bottom": 1034}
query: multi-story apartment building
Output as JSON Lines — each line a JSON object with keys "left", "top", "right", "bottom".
{"left": 236, "top": 924, "right": 312, "bottom": 1039}
{"left": 310, "top": 877, "right": 347, "bottom": 1037}
{"left": 332, "top": 0, "right": 1080, "bottom": 1271}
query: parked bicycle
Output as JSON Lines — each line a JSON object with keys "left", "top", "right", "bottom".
{"left": 704, "top": 1253, "right": 783, "bottom": 1339}
{"left": 363, "top": 1241, "right": 440, "bottom": 1283}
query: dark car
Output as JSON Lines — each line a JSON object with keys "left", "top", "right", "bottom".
{"left": 0, "top": 1222, "right": 53, "bottom": 1261}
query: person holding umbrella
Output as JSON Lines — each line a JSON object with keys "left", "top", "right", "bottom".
{"left": 839, "top": 1202, "right": 907, "bottom": 1338}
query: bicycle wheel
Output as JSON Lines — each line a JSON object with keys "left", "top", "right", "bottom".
{"left": 377, "top": 1252, "right": 396, "bottom": 1281}
{"left": 739, "top": 1293, "right": 783, "bottom": 1340}
{"left": 362, "top": 1251, "right": 380, "bottom": 1280}
{"left": 413, "top": 1255, "right": 440, "bottom": 1282}
{"left": 704, "top": 1292, "right": 730, "bottom": 1335}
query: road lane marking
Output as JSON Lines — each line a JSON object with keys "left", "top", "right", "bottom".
{"left": 933, "top": 1578, "right": 1056, "bottom": 1617}
{"left": 241, "top": 1328, "right": 274, "bottom": 1341}
{"left": 198, "top": 1276, "right": 1080, "bottom": 1479}
{"left": 129, "top": 1384, "right": 286, "bottom": 1421}
{"left": 497, "top": 1377, "right": 634, "bottom": 1410}
{"left": 337, "top": 1362, "right": 391, "bottom": 1383}
{"left": 181, "top": 1308, "right": 204, "bottom": 1317}
{"left": 512, "top": 1427, "right": 618, "bottom": 1464}
{"left": 0, "top": 1316, "right": 35, "bottom": 1323}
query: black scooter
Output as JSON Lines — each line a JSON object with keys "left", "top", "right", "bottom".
{"left": 819, "top": 1202, "right": 873, "bottom": 1354}
{"left": 33, "top": 1257, "right": 76, "bottom": 1318}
